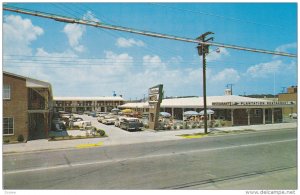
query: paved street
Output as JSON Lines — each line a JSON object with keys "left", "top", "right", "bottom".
{"left": 3, "top": 128, "right": 297, "bottom": 190}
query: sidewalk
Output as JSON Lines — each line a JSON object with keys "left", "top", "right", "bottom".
{"left": 2, "top": 122, "right": 297, "bottom": 154}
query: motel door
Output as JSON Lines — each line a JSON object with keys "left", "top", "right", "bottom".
{"left": 29, "top": 113, "right": 46, "bottom": 140}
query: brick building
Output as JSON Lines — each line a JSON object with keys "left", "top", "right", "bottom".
{"left": 3, "top": 72, "right": 53, "bottom": 142}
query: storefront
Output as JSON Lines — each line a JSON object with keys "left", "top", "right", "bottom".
{"left": 119, "top": 95, "right": 294, "bottom": 126}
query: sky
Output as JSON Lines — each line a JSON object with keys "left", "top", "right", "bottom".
{"left": 2, "top": 2, "right": 297, "bottom": 100}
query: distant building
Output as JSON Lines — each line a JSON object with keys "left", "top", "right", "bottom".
{"left": 3, "top": 72, "right": 53, "bottom": 142}
{"left": 278, "top": 86, "right": 297, "bottom": 116}
{"left": 53, "top": 96, "right": 125, "bottom": 113}
{"left": 119, "top": 94, "right": 295, "bottom": 126}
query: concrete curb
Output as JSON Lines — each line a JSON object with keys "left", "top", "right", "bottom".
{"left": 3, "top": 122, "right": 297, "bottom": 155}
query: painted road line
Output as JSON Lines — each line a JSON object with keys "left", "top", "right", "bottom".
{"left": 180, "top": 134, "right": 207, "bottom": 139}
{"left": 76, "top": 142, "right": 103, "bottom": 149}
{"left": 4, "top": 138, "right": 296, "bottom": 175}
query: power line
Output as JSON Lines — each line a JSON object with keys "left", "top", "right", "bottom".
{"left": 74, "top": 4, "right": 184, "bottom": 59}
{"left": 3, "top": 54, "right": 294, "bottom": 71}
{"left": 3, "top": 5, "right": 296, "bottom": 58}
{"left": 150, "top": 3, "right": 286, "bottom": 30}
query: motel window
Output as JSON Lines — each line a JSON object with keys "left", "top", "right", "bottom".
{"left": 3, "top": 84, "right": 11, "bottom": 100}
{"left": 254, "top": 109, "right": 261, "bottom": 117}
{"left": 3, "top": 117, "right": 14, "bottom": 135}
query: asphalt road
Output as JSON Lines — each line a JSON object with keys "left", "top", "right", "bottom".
{"left": 3, "top": 128, "right": 297, "bottom": 190}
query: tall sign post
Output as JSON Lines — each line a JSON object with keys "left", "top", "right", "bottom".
{"left": 196, "top": 32, "right": 214, "bottom": 134}
{"left": 148, "top": 84, "right": 163, "bottom": 130}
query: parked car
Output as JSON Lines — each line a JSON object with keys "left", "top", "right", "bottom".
{"left": 96, "top": 112, "right": 108, "bottom": 117}
{"left": 71, "top": 117, "right": 84, "bottom": 122}
{"left": 120, "top": 117, "right": 142, "bottom": 131}
{"left": 73, "top": 120, "right": 92, "bottom": 128}
{"left": 51, "top": 121, "right": 66, "bottom": 131}
{"left": 77, "top": 111, "right": 84, "bottom": 115}
{"left": 289, "top": 113, "right": 297, "bottom": 119}
{"left": 52, "top": 117, "right": 67, "bottom": 126}
{"left": 84, "top": 111, "right": 91, "bottom": 115}
{"left": 114, "top": 116, "right": 127, "bottom": 127}
{"left": 88, "top": 112, "right": 97, "bottom": 117}
{"left": 97, "top": 113, "right": 108, "bottom": 123}
{"left": 102, "top": 115, "right": 117, "bottom": 125}
{"left": 69, "top": 117, "right": 83, "bottom": 127}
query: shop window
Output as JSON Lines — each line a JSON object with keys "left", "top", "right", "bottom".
{"left": 3, "top": 117, "right": 14, "bottom": 135}
{"left": 3, "top": 84, "right": 11, "bottom": 100}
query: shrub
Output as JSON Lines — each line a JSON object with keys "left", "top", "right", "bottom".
{"left": 192, "top": 124, "right": 197, "bottom": 129}
{"left": 179, "top": 125, "right": 183, "bottom": 129}
{"left": 221, "top": 121, "right": 226, "bottom": 127}
{"left": 97, "top": 129, "right": 105, "bottom": 136}
{"left": 17, "top": 135, "right": 25, "bottom": 142}
{"left": 4, "top": 139, "right": 10, "bottom": 144}
{"left": 50, "top": 136, "right": 56, "bottom": 141}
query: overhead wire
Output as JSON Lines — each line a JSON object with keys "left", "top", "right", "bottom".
{"left": 72, "top": 3, "right": 184, "bottom": 60}
{"left": 3, "top": 55, "right": 291, "bottom": 71}
{"left": 149, "top": 3, "right": 287, "bottom": 30}
{"left": 3, "top": 5, "right": 296, "bottom": 57}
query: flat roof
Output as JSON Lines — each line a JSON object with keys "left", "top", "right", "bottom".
{"left": 119, "top": 95, "right": 277, "bottom": 108}
{"left": 54, "top": 96, "right": 124, "bottom": 101}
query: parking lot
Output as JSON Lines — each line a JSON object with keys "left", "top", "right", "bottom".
{"left": 78, "top": 114, "right": 141, "bottom": 137}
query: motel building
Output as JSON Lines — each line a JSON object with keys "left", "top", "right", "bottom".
{"left": 119, "top": 91, "right": 296, "bottom": 126}
{"left": 3, "top": 72, "right": 53, "bottom": 142}
{"left": 53, "top": 96, "right": 125, "bottom": 113}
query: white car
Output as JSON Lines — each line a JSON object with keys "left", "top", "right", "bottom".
{"left": 73, "top": 120, "right": 92, "bottom": 128}
{"left": 97, "top": 113, "right": 109, "bottom": 123}
{"left": 114, "top": 116, "right": 127, "bottom": 127}
{"left": 289, "top": 113, "right": 297, "bottom": 119}
{"left": 102, "top": 115, "right": 117, "bottom": 125}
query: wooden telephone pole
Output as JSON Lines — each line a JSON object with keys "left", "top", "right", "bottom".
{"left": 196, "top": 32, "right": 214, "bottom": 134}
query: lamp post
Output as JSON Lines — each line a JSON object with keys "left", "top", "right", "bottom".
{"left": 196, "top": 32, "right": 214, "bottom": 134}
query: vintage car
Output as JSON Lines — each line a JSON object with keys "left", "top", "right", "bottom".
{"left": 102, "top": 115, "right": 117, "bottom": 125}
{"left": 114, "top": 116, "right": 127, "bottom": 127}
{"left": 97, "top": 113, "right": 109, "bottom": 123}
{"left": 73, "top": 120, "right": 92, "bottom": 129}
{"left": 119, "top": 117, "right": 143, "bottom": 131}
{"left": 51, "top": 120, "right": 66, "bottom": 131}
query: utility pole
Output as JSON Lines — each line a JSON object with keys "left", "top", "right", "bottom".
{"left": 196, "top": 32, "right": 214, "bottom": 134}
{"left": 226, "top": 83, "right": 234, "bottom": 95}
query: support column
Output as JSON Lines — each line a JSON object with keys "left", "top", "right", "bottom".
{"left": 171, "top": 107, "right": 174, "bottom": 118}
{"left": 263, "top": 108, "right": 266, "bottom": 124}
{"left": 231, "top": 109, "right": 234, "bottom": 126}
{"left": 271, "top": 108, "right": 274, "bottom": 124}
{"left": 247, "top": 109, "right": 251, "bottom": 126}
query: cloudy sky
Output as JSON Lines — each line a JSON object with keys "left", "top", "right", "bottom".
{"left": 3, "top": 3, "right": 297, "bottom": 100}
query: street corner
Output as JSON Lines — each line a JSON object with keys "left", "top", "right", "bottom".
{"left": 76, "top": 141, "right": 104, "bottom": 149}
